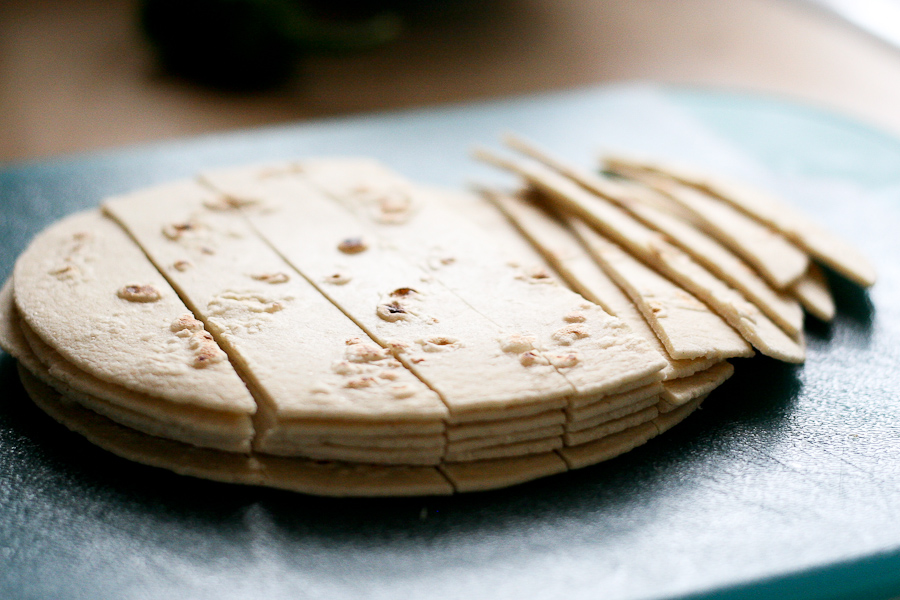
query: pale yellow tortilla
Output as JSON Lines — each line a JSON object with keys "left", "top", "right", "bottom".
{"left": 566, "top": 394, "right": 660, "bottom": 433}
{"left": 18, "top": 365, "right": 455, "bottom": 497}
{"left": 446, "top": 424, "right": 565, "bottom": 454}
{"left": 563, "top": 405, "right": 659, "bottom": 446}
{"left": 556, "top": 421, "right": 659, "bottom": 469}
{"left": 659, "top": 361, "right": 733, "bottom": 412}
{"left": 443, "top": 435, "right": 562, "bottom": 463}
{"left": 446, "top": 408, "right": 565, "bottom": 440}
{"left": 13, "top": 210, "right": 256, "bottom": 414}
{"left": 566, "top": 381, "right": 664, "bottom": 421}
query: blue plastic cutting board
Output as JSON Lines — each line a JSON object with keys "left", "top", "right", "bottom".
{"left": 1, "top": 85, "right": 898, "bottom": 600}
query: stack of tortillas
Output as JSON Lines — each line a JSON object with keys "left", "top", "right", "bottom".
{"left": 0, "top": 142, "right": 875, "bottom": 496}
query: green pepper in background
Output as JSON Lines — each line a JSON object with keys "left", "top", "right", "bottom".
{"left": 141, "top": 0, "right": 405, "bottom": 90}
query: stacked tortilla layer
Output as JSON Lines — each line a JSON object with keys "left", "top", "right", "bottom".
{"left": 0, "top": 153, "right": 872, "bottom": 496}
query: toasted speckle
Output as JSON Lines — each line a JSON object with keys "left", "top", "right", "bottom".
{"left": 551, "top": 324, "right": 590, "bottom": 345}
{"left": 378, "top": 370, "right": 401, "bottom": 381}
{"left": 173, "top": 260, "right": 192, "bottom": 272}
{"left": 338, "top": 237, "right": 368, "bottom": 254}
{"left": 171, "top": 313, "right": 205, "bottom": 335}
{"left": 390, "top": 287, "right": 417, "bottom": 298}
{"left": 49, "top": 264, "right": 79, "bottom": 280}
{"left": 377, "top": 301, "right": 410, "bottom": 322}
{"left": 519, "top": 351, "right": 549, "bottom": 367}
{"left": 162, "top": 222, "right": 196, "bottom": 240}
{"left": 549, "top": 352, "right": 580, "bottom": 368}
{"left": 418, "top": 336, "right": 461, "bottom": 352}
{"left": 564, "top": 311, "right": 587, "bottom": 323}
{"left": 345, "top": 341, "right": 391, "bottom": 363}
{"left": 500, "top": 334, "right": 536, "bottom": 354}
{"left": 324, "top": 272, "right": 351, "bottom": 285}
{"left": 346, "top": 377, "right": 376, "bottom": 389}
{"left": 118, "top": 284, "right": 161, "bottom": 303}
{"left": 389, "top": 385, "right": 416, "bottom": 399}
{"left": 251, "top": 272, "right": 290, "bottom": 284}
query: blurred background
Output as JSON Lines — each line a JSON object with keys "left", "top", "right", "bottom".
{"left": 3, "top": 0, "right": 900, "bottom": 163}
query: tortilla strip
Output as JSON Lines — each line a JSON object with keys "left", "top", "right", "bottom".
{"left": 443, "top": 435, "right": 563, "bottom": 463}
{"left": 791, "top": 263, "right": 836, "bottom": 322}
{"left": 446, "top": 408, "right": 565, "bottom": 440}
{"left": 654, "top": 394, "right": 707, "bottom": 434}
{"left": 603, "top": 155, "right": 876, "bottom": 288}
{"left": 563, "top": 405, "right": 659, "bottom": 446}
{"left": 567, "top": 382, "right": 664, "bottom": 421}
{"left": 446, "top": 424, "right": 564, "bottom": 453}
{"left": 18, "top": 366, "right": 454, "bottom": 497}
{"left": 659, "top": 361, "right": 733, "bottom": 412}
{"left": 556, "top": 421, "right": 659, "bottom": 470}
{"left": 13, "top": 210, "right": 256, "bottom": 414}
{"left": 566, "top": 394, "right": 660, "bottom": 433}
{"left": 440, "top": 452, "right": 568, "bottom": 493}
{"left": 604, "top": 165, "right": 808, "bottom": 290}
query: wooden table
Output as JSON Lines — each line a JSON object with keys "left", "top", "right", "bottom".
{"left": 3, "top": 0, "right": 900, "bottom": 163}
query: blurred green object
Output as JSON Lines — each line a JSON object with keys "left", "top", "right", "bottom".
{"left": 140, "top": 0, "right": 404, "bottom": 90}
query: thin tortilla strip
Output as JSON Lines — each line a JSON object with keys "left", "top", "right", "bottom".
{"left": 446, "top": 424, "right": 564, "bottom": 453}
{"left": 19, "top": 366, "right": 454, "bottom": 497}
{"left": 485, "top": 188, "right": 722, "bottom": 379}
{"left": 443, "top": 435, "right": 563, "bottom": 463}
{"left": 13, "top": 210, "right": 256, "bottom": 414}
{"left": 605, "top": 165, "right": 808, "bottom": 289}
{"left": 654, "top": 394, "right": 707, "bottom": 434}
{"left": 502, "top": 135, "right": 803, "bottom": 334}
{"left": 563, "top": 405, "right": 659, "bottom": 446}
{"left": 446, "top": 409, "right": 565, "bottom": 440}
{"left": 659, "top": 361, "right": 733, "bottom": 412}
{"left": 567, "top": 381, "right": 664, "bottom": 421}
{"left": 567, "top": 394, "right": 660, "bottom": 433}
{"left": 556, "top": 421, "right": 658, "bottom": 470}
{"left": 440, "top": 452, "right": 568, "bottom": 493}
{"left": 791, "top": 263, "right": 836, "bottom": 322}
{"left": 604, "top": 155, "right": 876, "bottom": 288}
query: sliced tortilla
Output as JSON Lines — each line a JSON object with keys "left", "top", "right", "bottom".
{"left": 197, "top": 172, "right": 579, "bottom": 417}
{"left": 603, "top": 155, "right": 876, "bottom": 288}
{"left": 267, "top": 158, "right": 668, "bottom": 402}
{"left": 791, "top": 263, "right": 836, "bottom": 322}
{"left": 654, "top": 394, "right": 707, "bottom": 434}
{"left": 446, "top": 408, "right": 565, "bottom": 440}
{"left": 484, "top": 188, "right": 723, "bottom": 379}
{"left": 13, "top": 210, "right": 256, "bottom": 414}
{"left": 443, "top": 435, "right": 562, "bottom": 463}
{"left": 567, "top": 382, "right": 663, "bottom": 422}
{"left": 563, "top": 405, "right": 659, "bottom": 446}
{"left": 18, "top": 366, "right": 455, "bottom": 497}
{"left": 446, "top": 424, "right": 564, "bottom": 453}
{"left": 604, "top": 164, "right": 809, "bottom": 290}
{"left": 566, "top": 394, "right": 660, "bottom": 433}
{"left": 556, "top": 421, "right": 659, "bottom": 470}
{"left": 104, "top": 182, "right": 449, "bottom": 435}
{"left": 440, "top": 452, "right": 568, "bottom": 493}
{"left": 659, "top": 361, "right": 733, "bottom": 413}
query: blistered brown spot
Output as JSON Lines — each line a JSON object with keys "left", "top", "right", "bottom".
{"left": 252, "top": 272, "right": 290, "bottom": 284}
{"left": 338, "top": 237, "right": 368, "bottom": 254}
{"left": 345, "top": 377, "right": 377, "bottom": 389}
{"left": 389, "top": 385, "right": 416, "bottom": 399}
{"left": 118, "top": 284, "right": 161, "bottom": 303}
{"left": 390, "top": 287, "right": 417, "bottom": 298}
{"left": 564, "top": 311, "right": 587, "bottom": 323}
{"left": 378, "top": 370, "right": 401, "bottom": 381}
{"left": 377, "top": 301, "right": 410, "bottom": 322}
{"left": 345, "top": 342, "right": 390, "bottom": 363}
{"left": 171, "top": 313, "right": 205, "bottom": 335}
{"left": 419, "top": 336, "right": 461, "bottom": 352}
{"left": 500, "top": 334, "right": 536, "bottom": 354}
{"left": 49, "top": 264, "right": 79, "bottom": 280}
{"left": 551, "top": 324, "right": 590, "bottom": 345}
{"left": 193, "top": 342, "right": 224, "bottom": 368}
{"left": 200, "top": 246, "right": 215, "bottom": 255}
{"left": 519, "top": 350, "right": 549, "bottom": 367}
{"left": 162, "top": 222, "right": 196, "bottom": 240}
{"left": 549, "top": 353, "right": 580, "bottom": 368}
{"left": 324, "top": 272, "right": 351, "bottom": 285}
{"left": 173, "top": 260, "right": 192, "bottom": 272}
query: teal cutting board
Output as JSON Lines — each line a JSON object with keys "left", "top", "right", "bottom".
{"left": 1, "top": 85, "right": 899, "bottom": 600}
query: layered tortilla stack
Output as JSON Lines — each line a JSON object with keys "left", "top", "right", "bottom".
{"left": 0, "top": 149, "right": 874, "bottom": 496}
